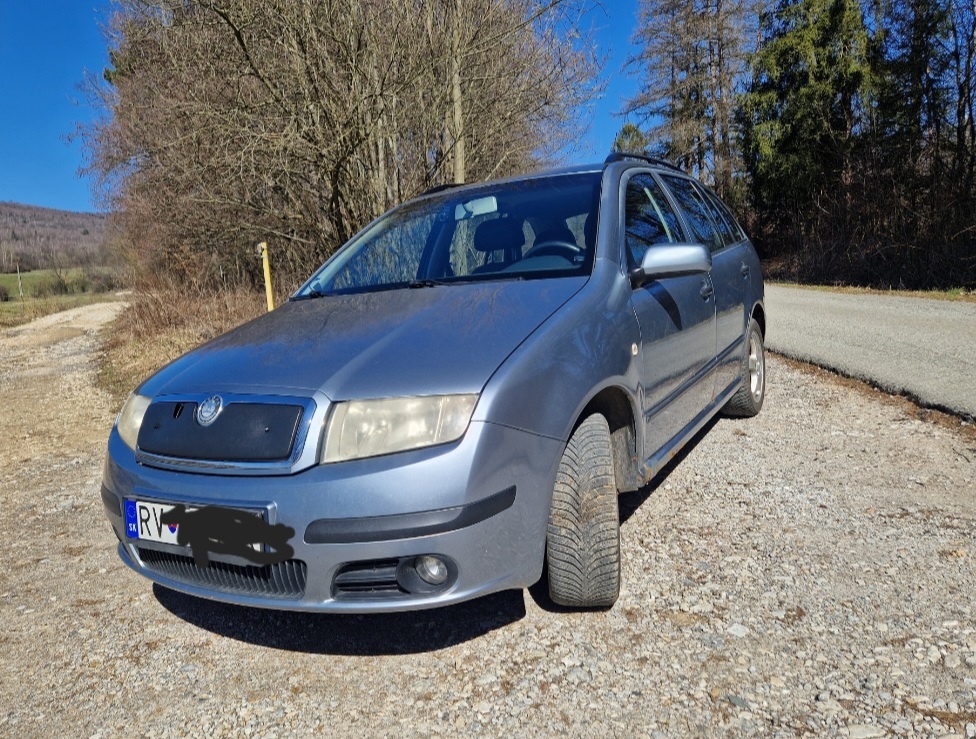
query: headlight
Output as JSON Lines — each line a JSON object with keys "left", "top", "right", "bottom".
{"left": 116, "top": 393, "right": 151, "bottom": 450}
{"left": 321, "top": 394, "right": 478, "bottom": 463}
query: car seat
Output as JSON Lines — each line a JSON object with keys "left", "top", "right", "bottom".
{"left": 472, "top": 218, "right": 525, "bottom": 274}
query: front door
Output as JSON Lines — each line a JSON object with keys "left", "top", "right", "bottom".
{"left": 623, "top": 172, "right": 716, "bottom": 460}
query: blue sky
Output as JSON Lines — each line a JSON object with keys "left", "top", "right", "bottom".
{"left": 0, "top": 1, "right": 641, "bottom": 214}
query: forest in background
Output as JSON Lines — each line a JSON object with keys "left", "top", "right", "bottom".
{"left": 0, "top": 203, "right": 121, "bottom": 306}
{"left": 84, "top": 0, "right": 975, "bottom": 293}
{"left": 0, "top": 202, "right": 107, "bottom": 272}
{"left": 623, "top": 0, "right": 976, "bottom": 288}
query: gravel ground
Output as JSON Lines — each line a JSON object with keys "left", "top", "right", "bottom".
{"left": 765, "top": 285, "right": 976, "bottom": 419}
{"left": 1, "top": 304, "right": 976, "bottom": 738}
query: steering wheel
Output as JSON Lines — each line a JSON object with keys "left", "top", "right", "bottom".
{"left": 523, "top": 240, "right": 583, "bottom": 260}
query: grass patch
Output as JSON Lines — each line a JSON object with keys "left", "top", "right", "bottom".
{"left": 98, "top": 287, "right": 265, "bottom": 408}
{"left": 0, "top": 270, "right": 53, "bottom": 297}
{"left": 0, "top": 267, "right": 123, "bottom": 301}
{"left": 768, "top": 281, "right": 976, "bottom": 302}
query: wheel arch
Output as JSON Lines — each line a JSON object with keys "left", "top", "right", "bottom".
{"left": 577, "top": 386, "right": 642, "bottom": 494}
{"left": 752, "top": 301, "right": 766, "bottom": 337}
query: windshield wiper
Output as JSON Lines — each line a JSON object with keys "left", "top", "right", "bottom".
{"left": 291, "top": 288, "right": 327, "bottom": 301}
{"left": 407, "top": 279, "right": 450, "bottom": 289}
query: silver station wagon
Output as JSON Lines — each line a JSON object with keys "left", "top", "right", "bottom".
{"left": 101, "top": 153, "right": 766, "bottom": 612}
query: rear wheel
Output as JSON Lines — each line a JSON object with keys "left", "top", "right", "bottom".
{"left": 546, "top": 413, "right": 620, "bottom": 608}
{"left": 723, "top": 317, "right": 765, "bottom": 417}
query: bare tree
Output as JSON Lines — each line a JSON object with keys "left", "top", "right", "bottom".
{"left": 625, "top": 0, "right": 761, "bottom": 202}
{"left": 83, "top": 0, "right": 601, "bottom": 291}
{"left": 948, "top": 0, "right": 976, "bottom": 200}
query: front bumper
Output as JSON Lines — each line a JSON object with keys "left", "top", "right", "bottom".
{"left": 102, "top": 419, "right": 563, "bottom": 612}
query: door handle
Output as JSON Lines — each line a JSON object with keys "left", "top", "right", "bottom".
{"left": 740, "top": 264, "right": 750, "bottom": 277}
{"left": 700, "top": 281, "right": 714, "bottom": 300}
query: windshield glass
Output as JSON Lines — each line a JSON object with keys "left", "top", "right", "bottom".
{"left": 295, "top": 171, "right": 602, "bottom": 297}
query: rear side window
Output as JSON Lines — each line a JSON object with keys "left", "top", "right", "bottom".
{"left": 659, "top": 175, "right": 724, "bottom": 253}
{"left": 623, "top": 173, "right": 685, "bottom": 267}
{"left": 694, "top": 185, "right": 744, "bottom": 246}
{"left": 703, "top": 189, "right": 747, "bottom": 243}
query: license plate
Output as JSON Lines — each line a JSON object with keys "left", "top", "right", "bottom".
{"left": 124, "top": 499, "right": 261, "bottom": 552}
{"left": 125, "top": 500, "right": 189, "bottom": 544}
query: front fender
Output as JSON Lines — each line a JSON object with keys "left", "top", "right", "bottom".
{"left": 473, "top": 264, "right": 641, "bottom": 446}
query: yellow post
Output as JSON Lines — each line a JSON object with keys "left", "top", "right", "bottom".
{"left": 258, "top": 241, "right": 274, "bottom": 312}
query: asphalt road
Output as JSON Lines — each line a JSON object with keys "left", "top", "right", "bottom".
{"left": 764, "top": 284, "right": 976, "bottom": 419}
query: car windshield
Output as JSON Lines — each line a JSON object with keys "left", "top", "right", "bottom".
{"left": 294, "top": 171, "right": 602, "bottom": 297}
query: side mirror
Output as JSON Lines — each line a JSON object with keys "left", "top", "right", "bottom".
{"left": 630, "top": 242, "right": 712, "bottom": 288}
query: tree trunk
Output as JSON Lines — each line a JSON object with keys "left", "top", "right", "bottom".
{"left": 451, "top": 0, "right": 466, "bottom": 183}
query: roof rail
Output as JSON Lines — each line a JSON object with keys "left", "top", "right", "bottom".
{"left": 604, "top": 152, "right": 684, "bottom": 172}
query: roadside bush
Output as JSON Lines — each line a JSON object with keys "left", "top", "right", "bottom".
{"left": 35, "top": 275, "right": 69, "bottom": 297}
{"left": 83, "top": 267, "right": 123, "bottom": 293}
{"left": 99, "top": 283, "right": 265, "bottom": 403}
{"left": 66, "top": 272, "right": 91, "bottom": 294}
{"left": 34, "top": 272, "right": 79, "bottom": 298}
{"left": 30, "top": 269, "right": 126, "bottom": 297}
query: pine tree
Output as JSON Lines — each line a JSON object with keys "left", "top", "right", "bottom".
{"left": 612, "top": 123, "right": 654, "bottom": 156}
{"left": 740, "top": 0, "right": 872, "bottom": 267}
{"left": 627, "top": 0, "right": 760, "bottom": 203}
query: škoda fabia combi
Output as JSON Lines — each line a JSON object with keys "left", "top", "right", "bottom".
{"left": 102, "top": 154, "right": 766, "bottom": 612}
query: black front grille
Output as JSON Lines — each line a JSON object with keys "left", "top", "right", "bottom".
{"left": 332, "top": 559, "right": 405, "bottom": 600}
{"left": 138, "top": 548, "right": 307, "bottom": 599}
{"left": 138, "top": 401, "right": 304, "bottom": 462}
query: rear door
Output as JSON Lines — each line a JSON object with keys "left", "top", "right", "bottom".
{"left": 697, "top": 186, "right": 754, "bottom": 398}
{"left": 657, "top": 174, "right": 745, "bottom": 402}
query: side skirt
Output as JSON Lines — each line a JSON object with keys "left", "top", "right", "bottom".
{"left": 638, "top": 377, "right": 740, "bottom": 486}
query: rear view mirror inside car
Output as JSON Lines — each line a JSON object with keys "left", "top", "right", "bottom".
{"left": 455, "top": 196, "right": 498, "bottom": 220}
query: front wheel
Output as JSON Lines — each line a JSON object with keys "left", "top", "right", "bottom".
{"left": 546, "top": 413, "right": 620, "bottom": 608}
{"left": 723, "top": 317, "right": 765, "bottom": 417}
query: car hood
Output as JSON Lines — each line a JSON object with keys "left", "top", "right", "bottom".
{"left": 139, "top": 278, "right": 587, "bottom": 400}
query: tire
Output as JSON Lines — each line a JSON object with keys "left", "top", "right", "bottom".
{"left": 723, "top": 317, "right": 765, "bottom": 417}
{"left": 546, "top": 413, "right": 620, "bottom": 608}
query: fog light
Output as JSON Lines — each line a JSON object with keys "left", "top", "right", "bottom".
{"left": 415, "top": 555, "right": 449, "bottom": 586}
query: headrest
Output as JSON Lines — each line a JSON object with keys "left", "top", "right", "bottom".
{"left": 473, "top": 218, "right": 525, "bottom": 252}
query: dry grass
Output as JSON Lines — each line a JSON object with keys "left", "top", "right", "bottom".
{"left": 98, "top": 287, "right": 265, "bottom": 407}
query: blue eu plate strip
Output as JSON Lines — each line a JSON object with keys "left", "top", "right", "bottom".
{"left": 124, "top": 500, "right": 140, "bottom": 539}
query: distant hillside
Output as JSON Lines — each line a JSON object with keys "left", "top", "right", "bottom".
{"left": 0, "top": 202, "right": 108, "bottom": 272}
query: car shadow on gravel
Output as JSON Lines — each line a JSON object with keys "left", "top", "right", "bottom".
{"left": 618, "top": 415, "right": 721, "bottom": 525}
{"left": 153, "top": 584, "right": 526, "bottom": 654}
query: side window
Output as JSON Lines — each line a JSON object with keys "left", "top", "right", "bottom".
{"left": 695, "top": 183, "right": 741, "bottom": 246}
{"left": 706, "top": 189, "right": 747, "bottom": 243}
{"left": 659, "top": 175, "right": 724, "bottom": 253}
{"left": 623, "top": 173, "right": 685, "bottom": 267}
